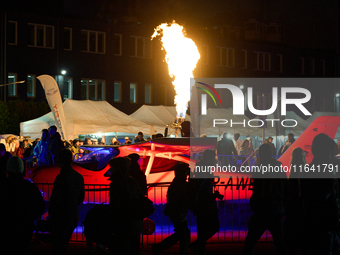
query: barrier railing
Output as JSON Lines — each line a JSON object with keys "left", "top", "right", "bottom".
{"left": 34, "top": 179, "right": 272, "bottom": 246}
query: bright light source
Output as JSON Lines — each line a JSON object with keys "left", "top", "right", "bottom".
{"left": 240, "top": 85, "right": 244, "bottom": 90}
{"left": 61, "top": 70, "right": 67, "bottom": 75}
{"left": 336, "top": 93, "right": 340, "bottom": 98}
{"left": 152, "top": 21, "right": 200, "bottom": 118}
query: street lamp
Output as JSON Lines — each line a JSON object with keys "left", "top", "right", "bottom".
{"left": 61, "top": 70, "right": 67, "bottom": 75}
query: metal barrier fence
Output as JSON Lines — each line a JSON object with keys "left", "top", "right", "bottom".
{"left": 35, "top": 179, "right": 272, "bottom": 246}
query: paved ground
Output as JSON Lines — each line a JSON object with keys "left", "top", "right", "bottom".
{"left": 26, "top": 241, "right": 277, "bottom": 254}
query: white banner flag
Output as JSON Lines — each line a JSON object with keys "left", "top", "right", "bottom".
{"left": 37, "top": 75, "right": 68, "bottom": 140}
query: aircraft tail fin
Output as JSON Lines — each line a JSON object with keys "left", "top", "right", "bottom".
{"left": 278, "top": 116, "right": 340, "bottom": 168}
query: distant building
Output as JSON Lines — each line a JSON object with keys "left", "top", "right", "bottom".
{"left": 0, "top": 0, "right": 339, "bottom": 114}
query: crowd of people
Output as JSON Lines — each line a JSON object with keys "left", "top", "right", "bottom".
{"left": 1, "top": 125, "right": 340, "bottom": 254}
{"left": 0, "top": 148, "right": 85, "bottom": 254}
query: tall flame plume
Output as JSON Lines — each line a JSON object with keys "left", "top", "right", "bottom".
{"left": 152, "top": 21, "right": 200, "bottom": 118}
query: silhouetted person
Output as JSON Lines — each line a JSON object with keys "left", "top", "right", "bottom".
{"left": 278, "top": 133, "right": 295, "bottom": 156}
{"left": 47, "top": 125, "right": 65, "bottom": 164}
{"left": 189, "top": 149, "right": 220, "bottom": 255}
{"left": 33, "top": 129, "right": 49, "bottom": 165}
{"left": 243, "top": 143, "right": 289, "bottom": 255}
{"left": 300, "top": 133, "right": 340, "bottom": 255}
{"left": 49, "top": 149, "right": 85, "bottom": 255}
{"left": 217, "top": 132, "right": 237, "bottom": 166}
{"left": 285, "top": 147, "right": 306, "bottom": 255}
{"left": 180, "top": 121, "right": 195, "bottom": 137}
{"left": 0, "top": 143, "right": 10, "bottom": 182}
{"left": 128, "top": 153, "right": 147, "bottom": 195}
{"left": 268, "top": 136, "right": 276, "bottom": 156}
{"left": 233, "top": 132, "right": 243, "bottom": 154}
{"left": 152, "top": 163, "right": 190, "bottom": 255}
{"left": 0, "top": 156, "right": 44, "bottom": 254}
{"left": 109, "top": 157, "right": 143, "bottom": 255}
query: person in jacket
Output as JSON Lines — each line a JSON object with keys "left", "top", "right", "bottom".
{"left": 217, "top": 132, "right": 238, "bottom": 166}
{"left": 300, "top": 134, "right": 340, "bottom": 254}
{"left": 109, "top": 157, "right": 143, "bottom": 255}
{"left": 189, "top": 149, "right": 221, "bottom": 255}
{"left": 49, "top": 149, "right": 85, "bottom": 255}
{"left": 152, "top": 163, "right": 190, "bottom": 255}
{"left": 33, "top": 129, "right": 49, "bottom": 165}
{"left": 47, "top": 125, "right": 65, "bottom": 164}
{"left": 243, "top": 143, "right": 289, "bottom": 255}
{"left": 0, "top": 156, "right": 45, "bottom": 254}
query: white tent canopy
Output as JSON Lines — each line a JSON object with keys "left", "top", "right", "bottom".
{"left": 20, "top": 99, "right": 153, "bottom": 140}
{"left": 130, "top": 105, "right": 190, "bottom": 134}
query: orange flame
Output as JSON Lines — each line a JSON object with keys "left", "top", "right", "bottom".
{"left": 152, "top": 21, "right": 200, "bottom": 118}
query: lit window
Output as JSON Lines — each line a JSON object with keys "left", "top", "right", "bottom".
{"left": 130, "top": 83, "right": 137, "bottom": 103}
{"left": 28, "top": 23, "right": 54, "bottom": 48}
{"left": 114, "top": 81, "right": 121, "bottom": 102}
{"left": 114, "top": 34, "right": 122, "bottom": 56}
{"left": 81, "top": 30, "right": 106, "bottom": 54}
{"left": 63, "top": 77, "right": 73, "bottom": 99}
{"left": 27, "top": 75, "right": 36, "bottom": 98}
{"left": 7, "top": 73, "right": 17, "bottom": 96}
{"left": 97, "top": 81, "right": 104, "bottom": 101}
{"left": 81, "top": 79, "right": 105, "bottom": 100}
{"left": 8, "top": 21, "right": 17, "bottom": 45}
{"left": 64, "top": 27, "right": 72, "bottom": 50}
{"left": 81, "top": 80, "right": 88, "bottom": 99}
{"left": 145, "top": 84, "right": 151, "bottom": 104}
{"left": 130, "top": 36, "right": 152, "bottom": 58}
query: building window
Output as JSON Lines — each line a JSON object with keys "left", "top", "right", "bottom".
{"left": 130, "top": 36, "right": 152, "bottom": 58}
{"left": 81, "top": 30, "right": 106, "bottom": 54}
{"left": 7, "top": 73, "right": 17, "bottom": 96}
{"left": 240, "top": 50, "right": 247, "bottom": 69}
{"left": 277, "top": 54, "right": 283, "bottom": 73}
{"left": 114, "top": 81, "right": 122, "bottom": 102}
{"left": 130, "top": 83, "right": 137, "bottom": 103}
{"left": 64, "top": 27, "right": 72, "bottom": 51}
{"left": 217, "top": 47, "right": 234, "bottom": 67}
{"left": 27, "top": 75, "right": 36, "bottom": 98}
{"left": 28, "top": 23, "right": 54, "bottom": 48}
{"left": 114, "top": 34, "right": 122, "bottom": 56}
{"left": 200, "top": 45, "right": 209, "bottom": 65}
{"left": 8, "top": 21, "right": 17, "bottom": 45}
{"left": 299, "top": 57, "right": 305, "bottom": 75}
{"left": 255, "top": 51, "right": 271, "bottom": 71}
{"left": 145, "top": 84, "right": 152, "bottom": 104}
{"left": 81, "top": 79, "right": 105, "bottom": 100}
{"left": 320, "top": 59, "right": 325, "bottom": 77}
{"left": 309, "top": 58, "right": 315, "bottom": 76}
{"left": 63, "top": 77, "right": 73, "bottom": 99}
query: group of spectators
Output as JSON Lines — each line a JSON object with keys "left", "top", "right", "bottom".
{"left": 0, "top": 147, "right": 85, "bottom": 254}
{"left": 244, "top": 133, "right": 340, "bottom": 255}
{"left": 3, "top": 124, "right": 340, "bottom": 255}
{"left": 216, "top": 131, "right": 296, "bottom": 161}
